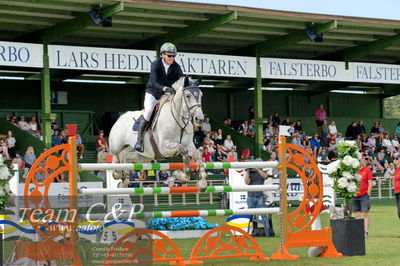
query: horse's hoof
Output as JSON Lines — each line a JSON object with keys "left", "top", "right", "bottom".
{"left": 198, "top": 179, "right": 207, "bottom": 192}
{"left": 180, "top": 173, "right": 189, "bottom": 184}
{"left": 113, "top": 171, "right": 122, "bottom": 180}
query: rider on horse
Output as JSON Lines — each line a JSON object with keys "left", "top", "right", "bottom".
{"left": 134, "top": 42, "right": 184, "bottom": 152}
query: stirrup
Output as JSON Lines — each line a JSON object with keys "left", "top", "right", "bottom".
{"left": 134, "top": 141, "right": 144, "bottom": 153}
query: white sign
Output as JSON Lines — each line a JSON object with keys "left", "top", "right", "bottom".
{"left": 0, "top": 41, "right": 42, "bottom": 68}
{"left": 350, "top": 62, "right": 400, "bottom": 84}
{"left": 262, "top": 57, "right": 400, "bottom": 84}
{"left": 49, "top": 45, "right": 156, "bottom": 72}
{"left": 21, "top": 182, "right": 103, "bottom": 208}
{"left": 49, "top": 44, "right": 256, "bottom": 77}
{"left": 261, "top": 57, "right": 348, "bottom": 81}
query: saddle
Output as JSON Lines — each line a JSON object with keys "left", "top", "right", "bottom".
{"left": 132, "top": 96, "right": 170, "bottom": 132}
{"left": 131, "top": 96, "right": 172, "bottom": 159}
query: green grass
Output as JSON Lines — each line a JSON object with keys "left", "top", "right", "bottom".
{"left": 3, "top": 202, "right": 400, "bottom": 265}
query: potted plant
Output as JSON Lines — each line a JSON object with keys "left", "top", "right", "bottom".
{"left": 0, "top": 155, "right": 13, "bottom": 264}
{"left": 327, "top": 140, "right": 365, "bottom": 256}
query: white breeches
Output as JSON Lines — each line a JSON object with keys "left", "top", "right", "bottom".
{"left": 143, "top": 93, "right": 160, "bottom": 121}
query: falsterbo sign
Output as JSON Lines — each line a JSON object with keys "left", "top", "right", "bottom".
{"left": 1, "top": 41, "right": 400, "bottom": 83}
{"left": 262, "top": 58, "right": 400, "bottom": 84}
{"left": 49, "top": 45, "right": 256, "bottom": 77}
{"left": 0, "top": 41, "right": 42, "bottom": 68}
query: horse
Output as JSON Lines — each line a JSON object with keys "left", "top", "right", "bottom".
{"left": 108, "top": 76, "right": 207, "bottom": 190}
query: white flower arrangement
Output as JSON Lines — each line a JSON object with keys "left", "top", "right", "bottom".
{"left": 0, "top": 155, "right": 12, "bottom": 212}
{"left": 328, "top": 140, "right": 362, "bottom": 219}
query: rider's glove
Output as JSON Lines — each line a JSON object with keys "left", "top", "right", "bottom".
{"left": 164, "top": 87, "right": 175, "bottom": 94}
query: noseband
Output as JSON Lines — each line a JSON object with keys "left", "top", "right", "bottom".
{"left": 170, "top": 85, "right": 202, "bottom": 141}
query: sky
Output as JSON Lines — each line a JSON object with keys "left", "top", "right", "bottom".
{"left": 170, "top": 0, "right": 400, "bottom": 20}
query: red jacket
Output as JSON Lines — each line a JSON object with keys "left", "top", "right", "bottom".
{"left": 356, "top": 166, "right": 373, "bottom": 197}
{"left": 394, "top": 168, "right": 400, "bottom": 193}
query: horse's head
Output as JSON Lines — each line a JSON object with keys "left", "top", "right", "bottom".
{"left": 173, "top": 76, "right": 204, "bottom": 127}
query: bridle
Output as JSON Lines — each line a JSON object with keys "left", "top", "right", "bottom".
{"left": 170, "top": 85, "right": 202, "bottom": 142}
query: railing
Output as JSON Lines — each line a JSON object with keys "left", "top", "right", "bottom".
{"left": 371, "top": 176, "right": 395, "bottom": 199}
{"left": 120, "top": 179, "right": 226, "bottom": 207}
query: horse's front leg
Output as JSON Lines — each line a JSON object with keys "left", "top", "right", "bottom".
{"left": 163, "top": 140, "right": 190, "bottom": 184}
{"left": 187, "top": 143, "right": 207, "bottom": 192}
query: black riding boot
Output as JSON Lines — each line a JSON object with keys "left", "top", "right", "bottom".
{"left": 134, "top": 118, "right": 148, "bottom": 152}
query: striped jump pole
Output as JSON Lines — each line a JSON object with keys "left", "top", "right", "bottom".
{"left": 86, "top": 208, "right": 281, "bottom": 220}
{"left": 80, "top": 184, "right": 280, "bottom": 196}
{"left": 78, "top": 161, "right": 280, "bottom": 171}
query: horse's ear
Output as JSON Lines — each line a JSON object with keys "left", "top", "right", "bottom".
{"left": 196, "top": 76, "right": 203, "bottom": 85}
{"left": 184, "top": 75, "right": 190, "bottom": 87}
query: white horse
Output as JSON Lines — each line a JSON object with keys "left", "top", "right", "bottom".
{"left": 109, "top": 76, "right": 207, "bottom": 190}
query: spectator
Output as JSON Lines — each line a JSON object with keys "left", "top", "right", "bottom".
{"left": 97, "top": 147, "right": 108, "bottom": 163}
{"left": 52, "top": 129, "right": 62, "bottom": 147}
{"left": 201, "top": 117, "right": 211, "bottom": 134}
{"left": 356, "top": 120, "right": 366, "bottom": 136}
{"left": 223, "top": 134, "right": 234, "bottom": 151}
{"left": 223, "top": 118, "right": 234, "bottom": 130}
{"left": 321, "top": 120, "right": 329, "bottom": 139}
{"left": 28, "top": 115, "right": 41, "bottom": 139}
{"left": 328, "top": 121, "right": 337, "bottom": 136}
{"left": 227, "top": 146, "right": 238, "bottom": 161}
{"left": 392, "top": 135, "right": 399, "bottom": 149}
{"left": 23, "top": 146, "right": 36, "bottom": 169}
{"left": 361, "top": 134, "right": 370, "bottom": 150}
{"left": 384, "top": 163, "right": 395, "bottom": 180}
{"left": 244, "top": 163, "right": 274, "bottom": 237}
{"left": 271, "top": 111, "right": 280, "bottom": 127}
{"left": 345, "top": 121, "right": 358, "bottom": 140}
{"left": 393, "top": 154, "right": 400, "bottom": 219}
{"left": 382, "top": 133, "right": 395, "bottom": 157}
{"left": 11, "top": 154, "right": 24, "bottom": 170}
{"left": 248, "top": 120, "right": 256, "bottom": 133}
{"left": 215, "top": 147, "right": 227, "bottom": 162}
{"left": 76, "top": 133, "right": 85, "bottom": 159}
{"left": 17, "top": 116, "right": 31, "bottom": 132}
{"left": 203, "top": 132, "right": 212, "bottom": 144}
{"left": 156, "top": 169, "right": 171, "bottom": 185}
{"left": 0, "top": 138, "right": 10, "bottom": 160}
{"left": 355, "top": 134, "right": 362, "bottom": 150}
{"left": 282, "top": 116, "right": 291, "bottom": 126}
{"left": 378, "top": 121, "right": 386, "bottom": 134}
{"left": 335, "top": 133, "right": 344, "bottom": 144}
{"left": 328, "top": 148, "right": 338, "bottom": 161}
{"left": 288, "top": 121, "right": 296, "bottom": 136}
{"left": 59, "top": 130, "right": 68, "bottom": 144}
{"left": 238, "top": 120, "right": 249, "bottom": 136}
{"left": 327, "top": 133, "right": 337, "bottom": 151}
{"left": 263, "top": 121, "right": 274, "bottom": 137}
{"left": 353, "top": 162, "right": 373, "bottom": 237}
{"left": 318, "top": 147, "right": 330, "bottom": 164}
{"left": 291, "top": 135, "right": 304, "bottom": 149}
{"left": 395, "top": 122, "right": 400, "bottom": 138}
{"left": 6, "top": 130, "right": 16, "bottom": 159}
{"left": 370, "top": 122, "right": 380, "bottom": 136}
{"left": 315, "top": 104, "right": 327, "bottom": 134}
{"left": 248, "top": 106, "right": 255, "bottom": 120}
{"left": 368, "top": 134, "right": 376, "bottom": 149}
{"left": 202, "top": 147, "right": 212, "bottom": 163}
{"left": 10, "top": 116, "right": 17, "bottom": 126}
{"left": 376, "top": 148, "right": 387, "bottom": 168}
{"left": 128, "top": 170, "right": 140, "bottom": 187}
{"left": 215, "top": 128, "right": 224, "bottom": 145}
{"left": 310, "top": 134, "right": 321, "bottom": 156}
{"left": 95, "top": 130, "right": 108, "bottom": 152}
{"left": 50, "top": 118, "right": 59, "bottom": 133}
{"left": 294, "top": 120, "right": 303, "bottom": 135}
{"left": 302, "top": 135, "right": 311, "bottom": 149}
{"left": 3, "top": 115, "right": 10, "bottom": 121}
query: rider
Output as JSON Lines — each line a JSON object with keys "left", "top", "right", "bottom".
{"left": 134, "top": 42, "right": 184, "bottom": 152}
